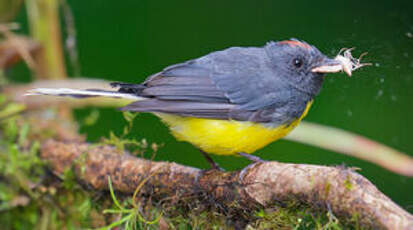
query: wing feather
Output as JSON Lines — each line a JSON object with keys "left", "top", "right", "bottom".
{"left": 120, "top": 46, "right": 294, "bottom": 124}
{"left": 121, "top": 99, "right": 234, "bottom": 119}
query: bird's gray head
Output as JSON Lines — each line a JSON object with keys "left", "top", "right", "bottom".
{"left": 264, "top": 39, "right": 341, "bottom": 97}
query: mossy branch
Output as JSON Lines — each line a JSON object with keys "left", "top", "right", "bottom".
{"left": 41, "top": 140, "right": 413, "bottom": 230}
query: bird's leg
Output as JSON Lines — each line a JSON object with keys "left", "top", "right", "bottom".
{"left": 237, "top": 152, "right": 267, "bottom": 163}
{"left": 199, "top": 150, "right": 224, "bottom": 171}
{"left": 238, "top": 152, "right": 268, "bottom": 182}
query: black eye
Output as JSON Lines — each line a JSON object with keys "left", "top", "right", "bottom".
{"left": 293, "top": 58, "right": 303, "bottom": 68}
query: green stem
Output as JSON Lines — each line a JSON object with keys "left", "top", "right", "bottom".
{"left": 285, "top": 121, "right": 413, "bottom": 177}
{"left": 0, "top": 0, "right": 23, "bottom": 22}
{"left": 25, "top": 0, "right": 66, "bottom": 79}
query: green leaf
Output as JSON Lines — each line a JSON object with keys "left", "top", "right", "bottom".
{"left": 83, "top": 109, "right": 100, "bottom": 126}
{"left": 122, "top": 111, "right": 137, "bottom": 123}
{"left": 107, "top": 176, "right": 123, "bottom": 211}
{"left": 0, "top": 103, "right": 25, "bottom": 120}
{"left": 18, "top": 123, "right": 30, "bottom": 146}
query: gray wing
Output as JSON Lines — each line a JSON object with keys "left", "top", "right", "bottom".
{"left": 122, "top": 47, "right": 296, "bottom": 123}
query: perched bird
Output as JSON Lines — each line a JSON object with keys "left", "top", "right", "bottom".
{"left": 28, "top": 39, "right": 362, "bottom": 169}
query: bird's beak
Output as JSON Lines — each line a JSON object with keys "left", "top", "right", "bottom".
{"left": 311, "top": 58, "right": 347, "bottom": 76}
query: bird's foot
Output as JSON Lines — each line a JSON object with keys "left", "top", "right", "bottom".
{"left": 199, "top": 150, "right": 225, "bottom": 171}
{"left": 238, "top": 152, "right": 268, "bottom": 181}
{"left": 237, "top": 152, "right": 267, "bottom": 163}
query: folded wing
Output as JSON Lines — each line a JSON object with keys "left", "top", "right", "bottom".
{"left": 121, "top": 47, "right": 291, "bottom": 123}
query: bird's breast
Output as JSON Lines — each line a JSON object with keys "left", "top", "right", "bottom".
{"left": 156, "top": 100, "right": 313, "bottom": 156}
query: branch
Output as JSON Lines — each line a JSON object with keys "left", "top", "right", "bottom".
{"left": 286, "top": 122, "right": 413, "bottom": 177}
{"left": 41, "top": 140, "right": 413, "bottom": 230}
{"left": 0, "top": 26, "right": 41, "bottom": 70}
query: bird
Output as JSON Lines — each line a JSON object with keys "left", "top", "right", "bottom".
{"left": 27, "top": 39, "right": 356, "bottom": 169}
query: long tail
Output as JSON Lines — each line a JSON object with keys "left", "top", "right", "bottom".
{"left": 26, "top": 87, "right": 143, "bottom": 101}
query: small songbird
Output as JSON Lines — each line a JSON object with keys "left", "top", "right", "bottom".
{"left": 28, "top": 39, "right": 362, "bottom": 168}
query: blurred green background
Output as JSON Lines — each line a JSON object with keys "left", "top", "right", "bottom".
{"left": 11, "top": 0, "right": 413, "bottom": 211}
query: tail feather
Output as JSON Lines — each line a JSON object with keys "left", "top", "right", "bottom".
{"left": 25, "top": 88, "right": 143, "bottom": 100}
{"left": 110, "top": 82, "right": 145, "bottom": 94}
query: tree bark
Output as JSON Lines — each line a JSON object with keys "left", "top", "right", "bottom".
{"left": 41, "top": 140, "right": 413, "bottom": 230}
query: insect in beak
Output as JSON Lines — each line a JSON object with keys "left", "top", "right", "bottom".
{"left": 312, "top": 48, "right": 371, "bottom": 76}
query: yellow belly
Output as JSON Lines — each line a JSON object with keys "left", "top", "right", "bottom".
{"left": 157, "top": 101, "right": 313, "bottom": 156}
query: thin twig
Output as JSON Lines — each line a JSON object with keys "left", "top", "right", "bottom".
{"left": 0, "top": 24, "right": 38, "bottom": 69}
{"left": 60, "top": 0, "right": 81, "bottom": 76}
